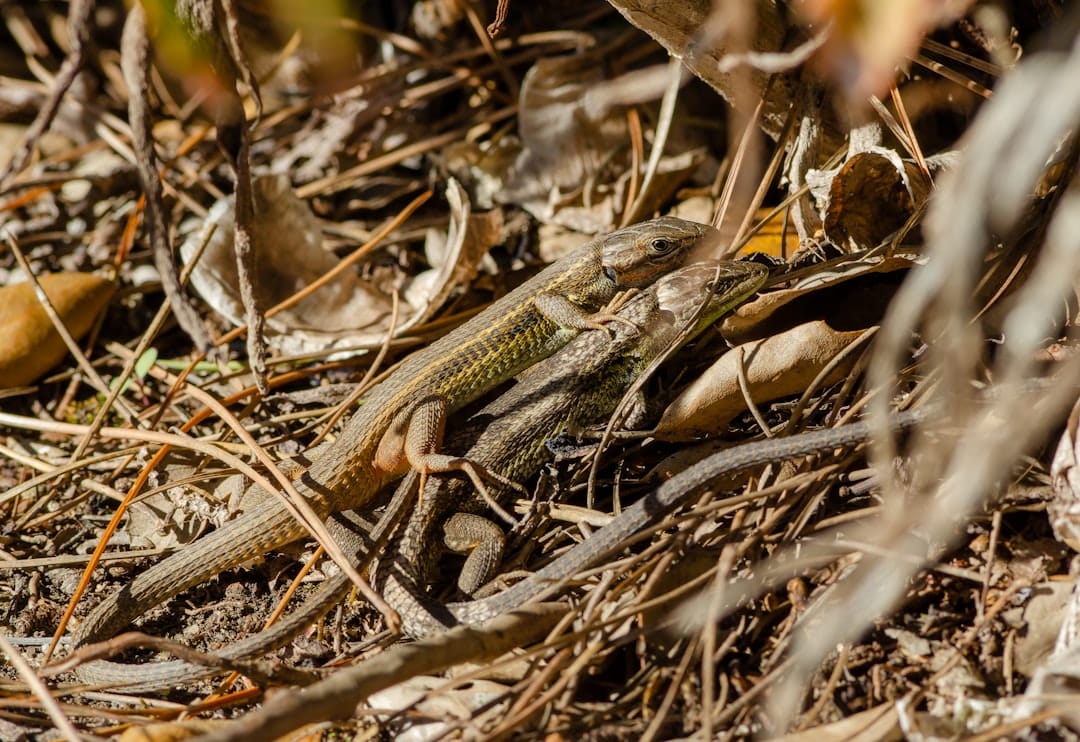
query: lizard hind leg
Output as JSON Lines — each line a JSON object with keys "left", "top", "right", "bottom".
{"left": 441, "top": 512, "right": 506, "bottom": 596}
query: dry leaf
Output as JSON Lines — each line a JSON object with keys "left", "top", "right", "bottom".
{"left": 799, "top": 0, "right": 973, "bottom": 103}
{"left": 368, "top": 676, "right": 510, "bottom": 741}
{"left": 800, "top": 126, "right": 955, "bottom": 252}
{"left": 1049, "top": 397, "right": 1080, "bottom": 552}
{"left": 0, "top": 272, "right": 114, "bottom": 388}
{"left": 502, "top": 54, "right": 629, "bottom": 210}
{"left": 773, "top": 703, "right": 902, "bottom": 742}
{"left": 404, "top": 180, "right": 502, "bottom": 327}
{"left": 125, "top": 491, "right": 213, "bottom": 550}
{"left": 722, "top": 252, "right": 920, "bottom": 343}
{"left": 1013, "top": 583, "right": 1080, "bottom": 730}
{"left": 449, "top": 54, "right": 702, "bottom": 233}
{"left": 1006, "top": 581, "right": 1073, "bottom": 677}
{"left": 740, "top": 206, "right": 802, "bottom": 257}
{"left": 180, "top": 173, "right": 390, "bottom": 341}
{"left": 655, "top": 253, "right": 920, "bottom": 436}
{"left": 640, "top": 547, "right": 720, "bottom": 639}
{"left": 117, "top": 719, "right": 225, "bottom": 742}
{"left": 823, "top": 150, "right": 932, "bottom": 250}
{"left": 655, "top": 320, "right": 866, "bottom": 439}
{"left": 179, "top": 176, "right": 496, "bottom": 356}
{"left": 606, "top": 0, "right": 831, "bottom": 144}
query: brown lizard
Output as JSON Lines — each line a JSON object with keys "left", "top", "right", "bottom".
{"left": 61, "top": 258, "right": 764, "bottom": 691}
{"left": 69, "top": 216, "right": 707, "bottom": 688}
{"left": 378, "top": 259, "right": 769, "bottom": 635}
{"left": 188, "top": 410, "right": 935, "bottom": 742}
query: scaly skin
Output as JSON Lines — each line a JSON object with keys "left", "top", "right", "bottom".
{"left": 438, "top": 408, "right": 929, "bottom": 631}
{"left": 188, "top": 410, "right": 934, "bottom": 742}
{"left": 64, "top": 260, "right": 765, "bottom": 692}
{"left": 381, "top": 260, "right": 769, "bottom": 635}
{"left": 71, "top": 217, "right": 707, "bottom": 690}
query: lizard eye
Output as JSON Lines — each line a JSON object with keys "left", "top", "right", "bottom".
{"left": 649, "top": 237, "right": 676, "bottom": 255}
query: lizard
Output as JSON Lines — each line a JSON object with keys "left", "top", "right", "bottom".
{"left": 183, "top": 412, "right": 938, "bottom": 742}
{"left": 378, "top": 259, "right": 770, "bottom": 631}
{"left": 60, "top": 258, "right": 767, "bottom": 692}
{"left": 69, "top": 216, "right": 708, "bottom": 688}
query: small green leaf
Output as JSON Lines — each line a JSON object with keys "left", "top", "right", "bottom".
{"left": 135, "top": 348, "right": 159, "bottom": 379}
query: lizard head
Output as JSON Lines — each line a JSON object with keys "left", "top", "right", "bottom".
{"left": 600, "top": 216, "right": 711, "bottom": 287}
{"left": 655, "top": 259, "right": 769, "bottom": 334}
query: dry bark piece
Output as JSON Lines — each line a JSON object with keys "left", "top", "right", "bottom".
{"left": 122, "top": 3, "right": 214, "bottom": 354}
{"left": 0, "top": 272, "right": 113, "bottom": 388}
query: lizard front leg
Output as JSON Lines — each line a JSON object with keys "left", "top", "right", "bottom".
{"left": 534, "top": 291, "right": 639, "bottom": 334}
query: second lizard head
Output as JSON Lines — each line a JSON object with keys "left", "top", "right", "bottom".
{"left": 639, "top": 259, "right": 769, "bottom": 349}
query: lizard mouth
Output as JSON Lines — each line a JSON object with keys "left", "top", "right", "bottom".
{"left": 610, "top": 258, "right": 688, "bottom": 287}
{"left": 711, "top": 262, "right": 769, "bottom": 297}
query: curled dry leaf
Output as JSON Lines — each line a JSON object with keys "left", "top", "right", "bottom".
{"left": 654, "top": 320, "right": 865, "bottom": 439}
{"left": 822, "top": 149, "right": 933, "bottom": 250}
{"left": 504, "top": 54, "right": 628, "bottom": 208}
{"left": 606, "top": 0, "right": 840, "bottom": 145}
{"left": 797, "top": 118, "right": 955, "bottom": 251}
{"left": 0, "top": 272, "right": 114, "bottom": 388}
{"left": 405, "top": 180, "right": 502, "bottom": 328}
{"left": 180, "top": 176, "right": 496, "bottom": 356}
{"left": 1048, "top": 397, "right": 1080, "bottom": 552}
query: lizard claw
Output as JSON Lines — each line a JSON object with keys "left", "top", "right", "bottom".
{"left": 586, "top": 288, "right": 642, "bottom": 335}
{"left": 585, "top": 312, "right": 640, "bottom": 336}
